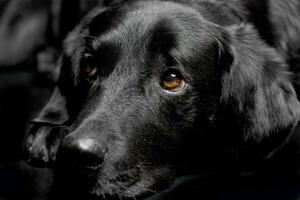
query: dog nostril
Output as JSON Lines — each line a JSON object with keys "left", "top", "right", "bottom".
{"left": 61, "top": 137, "right": 105, "bottom": 167}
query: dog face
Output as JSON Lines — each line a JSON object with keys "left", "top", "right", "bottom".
{"left": 25, "top": 0, "right": 300, "bottom": 199}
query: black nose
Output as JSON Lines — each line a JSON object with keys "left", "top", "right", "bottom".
{"left": 60, "top": 137, "right": 105, "bottom": 167}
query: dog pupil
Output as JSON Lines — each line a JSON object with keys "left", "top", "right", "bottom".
{"left": 86, "top": 65, "right": 94, "bottom": 73}
{"left": 165, "top": 73, "right": 177, "bottom": 82}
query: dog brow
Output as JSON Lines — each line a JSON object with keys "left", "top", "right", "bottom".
{"left": 88, "top": 8, "right": 122, "bottom": 38}
{"left": 148, "top": 19, "right": 177, "bottom": 55}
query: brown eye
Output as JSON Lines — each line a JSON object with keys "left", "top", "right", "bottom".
{"left": 82, "top": 53, "right": 98, "bottom": 80}
{"left": 161, "top": 69, "right": 186, "bottom": 92}
{"left": 83, "top": 64, "right": 97, "bottom": 79}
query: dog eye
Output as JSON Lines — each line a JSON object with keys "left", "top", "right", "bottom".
{"left": 83, "top": 63, "right": 98, "bottom": 80}
{"left": 161, "top": 69, "right": 186, "bottom": 92}
{"left": 81, "top": 53, "right": 98, "bottom": 81}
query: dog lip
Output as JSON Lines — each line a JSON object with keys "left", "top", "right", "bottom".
{"left": 76, "top": 163, "right": 102, "bottom": 170}
{"left": 92, "top": 188, "right": 151, "bottom": 200}
{"left": 71, "top": 162, "right": 103, "bottom": 173}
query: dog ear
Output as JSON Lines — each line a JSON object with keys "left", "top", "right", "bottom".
{"left": 216, "top": 24, "right": 300, "bottom": 160}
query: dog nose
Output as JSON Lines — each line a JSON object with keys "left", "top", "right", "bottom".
{"left": 60, "top": 137, "right": 105, "bottom": 167}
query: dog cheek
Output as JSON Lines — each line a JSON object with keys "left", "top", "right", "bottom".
{"left": 126, "top": 122, "right": 181, "bottom": 168}
{"left": 129, "top": 96, "right": 200, "bottom": 161}
{"left": 125, "top": 132, "right": 179, "bottom": 192}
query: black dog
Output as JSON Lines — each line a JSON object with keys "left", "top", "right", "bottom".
{"left": 25, "top": 0, "right": 300, "bottom": 199}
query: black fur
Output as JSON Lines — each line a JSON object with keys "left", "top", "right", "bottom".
{"left": 24, "top": 0, "right": 300, "bottom": 199}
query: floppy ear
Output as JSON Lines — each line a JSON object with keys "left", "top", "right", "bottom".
{"left": 216, "top": 24, "right": 300, "bottom": 160}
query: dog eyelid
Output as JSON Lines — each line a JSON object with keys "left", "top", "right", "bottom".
{"left": 83, "top": 53, "right": 93, "bottom": 59}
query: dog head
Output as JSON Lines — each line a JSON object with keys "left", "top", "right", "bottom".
{"left": 25, "top": 0, "right": 300, "bottom": 199}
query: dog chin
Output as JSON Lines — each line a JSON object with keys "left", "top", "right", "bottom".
{"left": 54, "top": 165, "right": 156, "bottom": 200}
{"left": 89, "top": 181, "right": 156, "bottom": 200}
{"left": 77, "top": 179, "right": 156, "bottom": 200}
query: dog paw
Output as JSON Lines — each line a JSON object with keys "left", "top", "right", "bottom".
{"left": 25, "top": 124, "right": 68, "bottom": 167}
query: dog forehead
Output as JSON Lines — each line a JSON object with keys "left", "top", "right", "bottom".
{"left": 87, "top": 1, "right": 219, "bottom": 63}
{"left": 87, "top": 1, "right": 206, "bottom": 45}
